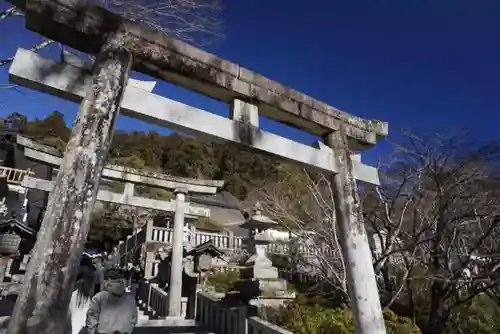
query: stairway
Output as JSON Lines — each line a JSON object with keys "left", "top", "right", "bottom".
{"left": 133, "top": 305, "right": 214, "bottom": 334}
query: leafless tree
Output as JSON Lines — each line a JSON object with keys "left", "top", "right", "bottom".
{"left": 254, "top": 160, "right": 420, "bottom": 308}
{"left": 91, "top": 0, "right": 223, "bottom": 44}
{"left": 89, "top": 202, "right": 153, "bottom": 242}
{"left": 372, "top": 131, "right": 500, "bottom": 334}
{"left": 253, "top": 165, "right": 349, "bottom": 301}
{"left": 362, "top": 175, "right": 417, "bottom": 309}
{"left": 255, "top": 131, "right": 500, "bottom": 333}
{"left": 0, "top": 0, "right": 223, "bottom": 69}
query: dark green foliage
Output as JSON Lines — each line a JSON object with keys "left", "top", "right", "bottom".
{"left": 88, "top": 204, "right": 134, "bottom": 243}
{"left": 205, "top": 270, "right": 240, "bottom": 293}
{"left": 445, "top": 294, "right": 500, "bottom": 334}
{"left": 266, "top": 295, "right": 421, "bottom": 334}
{"left": 20, "top": 111, "right": 70, "bottom": 147}
{"left": 19, "top": 111, "right": 279, "bottom": 246}
{"left": 21, "top": 112, "right": 278, "bottom": 200}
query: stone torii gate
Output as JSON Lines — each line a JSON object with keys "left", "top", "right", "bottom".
{"left": 15, "top": 134, "right": 223, "bottom": 319}
{"left": 7, "top": 1, "right": 388, "bottom": 333}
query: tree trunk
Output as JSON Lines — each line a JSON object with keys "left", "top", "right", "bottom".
{"left": 423, "top": 283, "right": 449, "bottom": 334}
{"left": 7, "top": 40, "right": 132, "bottom": 334}
{"left": 423, "top": 316, "right": 446, "bottom": 334}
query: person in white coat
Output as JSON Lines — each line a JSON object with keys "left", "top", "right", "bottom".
{"left": 68, "top": 271, "right": 96, "bottom": 334}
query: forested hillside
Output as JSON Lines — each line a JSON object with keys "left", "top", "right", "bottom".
{"left": 20, "top": 111, "right": 281, "bottom": 199}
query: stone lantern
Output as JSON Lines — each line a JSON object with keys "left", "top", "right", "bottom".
{"left": 0, "top": 218, "right": 35, "bottom": 283}
{"left": 0, "top": 218, "right": 35, "bottom": 257}
{"left": 233, "top": 202, "right": 295, "bottom": 308}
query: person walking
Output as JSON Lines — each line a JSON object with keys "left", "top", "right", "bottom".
{"left": 85, "top": 269, "right": 137, "bottom": 334}
{"left": 68, "top": 259, "right": 96, "bottom": 334}
{"left": 128, "top": 263, "right": 143, "bottom": 301}
{"left": 92, "top": 255, "right": 105, "bottom": 294}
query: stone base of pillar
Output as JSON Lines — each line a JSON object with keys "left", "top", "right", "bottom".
{"left": 233, "top": 257, "right": 295, "bottom": 308}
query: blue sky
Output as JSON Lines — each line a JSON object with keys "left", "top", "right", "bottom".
{"left": 0, "top": 0, "right": 499, "bottom": 165}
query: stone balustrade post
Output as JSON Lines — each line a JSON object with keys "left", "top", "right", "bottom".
{"left": 228, "top": 229, "right": 234, "bottom": 249}
{"left": 145, "top": 218, "right": 154, "bottom": 242}
{"left": 190, "top": 224, "right": 196, "bottom": 248}
{"left": 167, "top": 187, "right": 188, "bottom": 317}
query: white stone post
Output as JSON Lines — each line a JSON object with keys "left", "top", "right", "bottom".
{"left": 20, "top": 184, "right": 29, "bottom": 224}
{"left": 190, "top": 224, "right": 196, "bottom": 248}
{"left": 7, "top": 38, "right": 133, "bottom": 334}
{"left": 168, "top": 187, "right": 187, "bottom": 317}
{"left": 145, "top": 218, "right": 154, "bottom": 242}
{"left": 325, "top": 128, "right": 386, "bottom": 334}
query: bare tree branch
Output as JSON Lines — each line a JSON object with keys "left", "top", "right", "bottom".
{"left": 1, "top": 0, "right": 223, "bottom": 72}
{"left": 92, "top": 0, "right": 223, "bottom": 45}
{"left": 251, "top": 131, "right": 500, "bottom": 334}
{"left": 251, "top": 166, "right": 355, "bottom": 301}
{"left": 379, "top": 132, "right": 500, "bottom": 333}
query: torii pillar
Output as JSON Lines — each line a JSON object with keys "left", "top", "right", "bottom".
{"left": 325, "top": 128, "right": 386, "bottom": 333}
{"left": 167, "top": 187, "right": 188, "bottom": 317}
{"left": 7, "top": 38, "right": 132, "bottom": 334}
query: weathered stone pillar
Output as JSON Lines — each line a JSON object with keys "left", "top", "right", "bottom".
{"left": 7, "top": 40, "right": 133, "bottom": 334}
{"left": 324, "top": 127, "right": 386, "bottom": 334}
{"left": 168, "top": 187, "right": 187, "bottom": 317}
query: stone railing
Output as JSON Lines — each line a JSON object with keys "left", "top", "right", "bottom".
{"left": 0, "top": 166, "right": 33, "bottom": 185}
{"left": 115, "top": 223, "right": 333, "bottom": 280}
{"left": 196, "top": 292, "right": 292, "bottom": 334}
{"left": 193, "top": 230, "right": 243, "bottom": 250}
{"left": 150, "top": 226, "right": 173, "bottom": 244}
{"left": 117, "top": 228, "right": 146, "bottom": 265}
{"left": 150, "top": 226, "right": 244, "bottom": 250}
{"left": 149, "top": 226, "right": 322, "bottom": 257}
{"left": 137, "top": 279, "right": 187, "bottom": 318}
{"left": 116, "top": 222, "right": 329, "bottom": 265}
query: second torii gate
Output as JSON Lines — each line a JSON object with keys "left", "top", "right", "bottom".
{"left": 6, "top": 0, "right": 389, "bottom": 333}
{"left": 16, "top": 134, "right": 223, "bottom": 319}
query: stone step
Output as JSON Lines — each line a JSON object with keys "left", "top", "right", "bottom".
{"left": 137, "top": 308, "right": 149, "bottom": 322}
{"left": 133, "top": 327, "right": 213, "bottom": 334}
{"left": 137, "top": 317, "right": 196, "bottom": 327}
{"left": 135, "top": 317, "right": 211, "bottom": 334}
{"left": 134, "top": 304, "right": 213, "bottom": 333}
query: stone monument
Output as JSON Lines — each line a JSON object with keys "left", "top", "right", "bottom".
{"left": 234, "top": 202, "right": 295, "bottom": 308}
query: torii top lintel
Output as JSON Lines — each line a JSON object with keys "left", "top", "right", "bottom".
{"left": 12, "top": 0, "right": 388, "bottom": 148}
